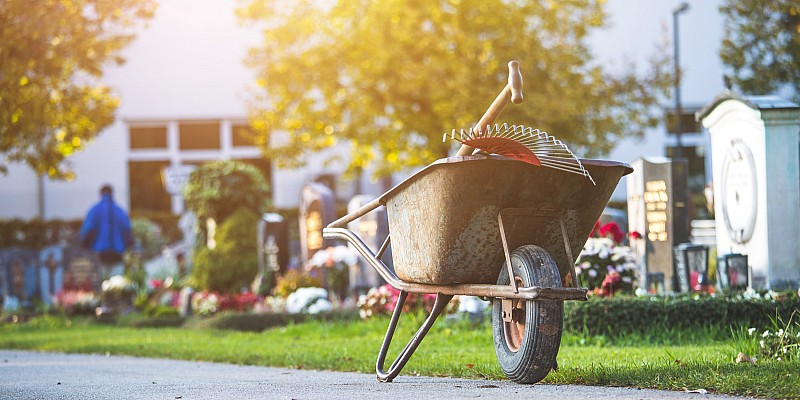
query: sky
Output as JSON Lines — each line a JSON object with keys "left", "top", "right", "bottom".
{"left": 101, "top": 0, "right": 730, "bottom": 198}
{"left": 589, "top": 0, "right": 726, "bottom": 168}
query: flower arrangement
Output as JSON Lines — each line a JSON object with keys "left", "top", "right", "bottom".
{"left": 54, "top": 290, "right": 100, "bottom": 315}
{"left": 286, "top": 287, "right": 332, "bottom": 314}
{"left": 190, "top": 290, "right": 264, "bottom": 316}
{"left": 99, "top": 275, "right": 137, "bottom": 314}
{"left": 307, "top": 246, "right": 358, "bottom": 301}
{"left": 101, "top": 275, "right": 136, "bottom": 300}
{"left": 274, "top": 269, "right": 323, "bottom": 298}
{"left": 357, "top": 284, "right": 439, "bottom": 319}
{"left": 191, "top": 291, "right": 220, "bottom": 316}
{"left": 575, "top": 221, "right": 639, "bottom": 296}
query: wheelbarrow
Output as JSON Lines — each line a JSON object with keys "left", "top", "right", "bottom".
{"left": 323, "top": 62, "right": 632, "bottom": 384}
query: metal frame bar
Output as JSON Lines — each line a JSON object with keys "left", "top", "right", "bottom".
{"left": 323, "top": 227, "right": 588, "bottom": 301}
{"left": 376, "top": 292, "right": 453, "bottom": 382}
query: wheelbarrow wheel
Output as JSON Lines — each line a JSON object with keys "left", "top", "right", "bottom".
{"left": 492, "top": 245, "right": 563, "bottom": 384}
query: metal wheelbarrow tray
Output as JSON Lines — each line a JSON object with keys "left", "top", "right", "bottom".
{"left": 324, "top": 154, "right": 632, "bottom": 383}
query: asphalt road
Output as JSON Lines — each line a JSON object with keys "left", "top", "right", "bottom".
{"left": 0, "top": 350, "right": 751, "bottom": 400}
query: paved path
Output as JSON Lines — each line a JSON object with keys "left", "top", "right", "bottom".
{"left": 0, "top": 350, "right": 751, "bottom": 400}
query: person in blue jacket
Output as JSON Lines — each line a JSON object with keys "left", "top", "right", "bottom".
{"left": 80, "top": 184, "right": 134, "bottom": 279}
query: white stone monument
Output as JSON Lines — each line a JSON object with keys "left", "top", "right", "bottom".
{"left": 697, "top": 93, "right": 800, "bottom": 290}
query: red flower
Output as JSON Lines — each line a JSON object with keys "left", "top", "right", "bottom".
{"left": 629, "top": 231, "right": 642, "bottom": 240}
{"left": 598, "top": 222, "right": 625, "bottom": 244}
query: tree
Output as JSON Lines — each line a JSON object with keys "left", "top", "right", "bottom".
{"left": 238, "top": 0, "right": 672, "bottom": 176}
{"left": 183, "top": 160, "right": 271, "bottom": 227}
{"left": 0, "top": 0, "right": 156, "bottom": 178}
{"left": 720, "top": 1, "right": 800, "bottom": 102}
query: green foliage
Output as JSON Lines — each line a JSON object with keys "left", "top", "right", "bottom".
{"left": 129, "top": 211, "right": 182, "bottom": 244}
{"left": 191, "top": 208, "right": 260, "bottom": 293}
{"left": 273, "top": 269, "right": 323, "bottom": 298}
{"left": 4, "top": 312, "right": 800, "bottom": 398}
{"left": 564, "top": 294, "right": 800, "bottom": 337}
{"left": 183, "top": 309, "right": 358, "bottom": 332}
{"left": 0, "top": 0, "right": 156, "bottom": 177}
{"left": 183, "top": 160, "right": 271, "bottom": 226}
{"left": 731, "top": 310, "right": 800, "bottom": 362}
{"left": 116, "top": 311, "right": 183, "bottom": 328}
{"left": 720, "top": 1, "right": 800, "bottom": 102}
{"left": 238, "top": 0, "right": 672, "bottom": 176}
{"left": 0, "top": 218, "right": 81, "bottom": 248}
{"left": 130, "top": 218, "right": 166, "bottom": 259}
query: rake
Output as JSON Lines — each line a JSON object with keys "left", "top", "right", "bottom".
{"left": 444, "top": 123, "right": 596, "bottom": 185}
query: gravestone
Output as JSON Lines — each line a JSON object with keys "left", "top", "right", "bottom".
{"left": 1, "top": 248, "right": 38, "bottom": 310}
{"left": 627, "top": 157, "right": 688, "bottom": 292}
{"left": 299, "top": 182, "right": 336, "bottom": 265}
{"left": 63, "top": 246, "right": 100, "bottom": 292}
{"left": 698, "top": 93, "right": 800, "bottom": 290}
{"left": 39, "top": 245, "right": 65, "bottom": 306}
{"left": 346, "top": 195, "right": 390, "bottom": 295}
{"left": 255, "top": 213, "right": 289, "bottom": 295}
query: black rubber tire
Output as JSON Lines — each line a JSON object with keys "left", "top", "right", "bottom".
{"left": 492, "top": 245, "right": 563, "bottom": 384}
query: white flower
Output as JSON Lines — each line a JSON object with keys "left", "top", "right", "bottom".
{"left": 762, "top": 330, "right": 771, "bottom": 338}
{"left": 588, "top": 269, "right": 597, "bottom": 278}
{"left": 286, "top": 287, "right": 329, "bottom": 314}
{"left": 760, "top": 340, "right": 765, "bottom": 348}
{"left": 748, "top": 327, "right": 757, "bottom": 336}
{"left": 306, "top": 298, "right": 332, "bottom": 314}
{"left": 457, "top": 296, "right": 489, "bottom": 314}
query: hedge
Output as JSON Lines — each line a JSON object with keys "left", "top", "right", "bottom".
{"left": 563, "top": 294, "right": 800, "bottom": 336}
{"left": 183, "top": 309, "right": 359, "bottom": 332}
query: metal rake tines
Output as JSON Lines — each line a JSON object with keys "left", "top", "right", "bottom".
{"left": 443, "top": 123, "right": 595, "bottom": 185}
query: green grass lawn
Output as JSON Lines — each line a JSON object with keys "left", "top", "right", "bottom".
{"left": 1, "top": 313, "right": 798, "bottom": 399}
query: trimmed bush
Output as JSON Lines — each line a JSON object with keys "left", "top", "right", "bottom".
{"left": 116, "top": 312, "right": 184, "bottom": 328}
{"left": 184, "top": 309, "right": 359, "bottom": 332}
{"left": 191, "top": 208, "right": 259, "bottom": 293}
{"left": 183, "top": 160, "right": 270, "bottom": 226}
{"left": 564, "top": 294, "right": 800, "bottom": 336}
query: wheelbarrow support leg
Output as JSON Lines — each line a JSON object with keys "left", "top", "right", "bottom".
{"left": 376, "top": 292, "right": 453, "bottom": 382}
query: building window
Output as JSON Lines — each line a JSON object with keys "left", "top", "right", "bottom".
{"left": 232, "top": 124, "right": 258, "bottom": 147}
{"left": 130, "top": 126, "right": 167, "bottom": 149}
{"left": 179, "top": 122, "right": 220, "bottom": 150}
{"left": 129, "top": 160, "right": 171, "bottom": 213}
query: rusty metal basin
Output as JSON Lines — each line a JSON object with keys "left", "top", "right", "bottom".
{"left": 380, "top": 155, "right": 632, "bottom": 285}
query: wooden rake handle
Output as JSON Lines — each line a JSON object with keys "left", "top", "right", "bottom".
{"left": 455, "top": 60, "right": 524, "bottom": 157}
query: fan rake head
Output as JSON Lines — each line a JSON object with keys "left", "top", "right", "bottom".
{"left": 444, "top": 124, "right": 595, "bottom": 185}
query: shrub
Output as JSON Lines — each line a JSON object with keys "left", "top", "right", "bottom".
{"left": 0, "top": 218, "right": 81, "bottom": 248}
{"left": 183, "top": 160, "right": 270, "bottom": 226}
{"left": 130, "top": 218, "right": 166, "bottom": 260}
{"left": 129, "top": 211, "right": 182, "bottom": 244}
{"left": 116, "top": 311, "right": 183, "bottom": 328}
{"left": 191, "top": 208, "right": 260, "bottom": 293}
{"left": 183, "top": 309, "right": 358, "bottom": 332}
{"left": 564, "top": 293, "right": 800, "bottom": 337}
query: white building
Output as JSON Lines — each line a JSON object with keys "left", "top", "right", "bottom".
{"left": 0, "top": 0, "right": 726, "bottom": 221}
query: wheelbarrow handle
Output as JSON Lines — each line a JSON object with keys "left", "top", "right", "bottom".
{"left": 456, "top": 60, "right": 523, "bottom": 157}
